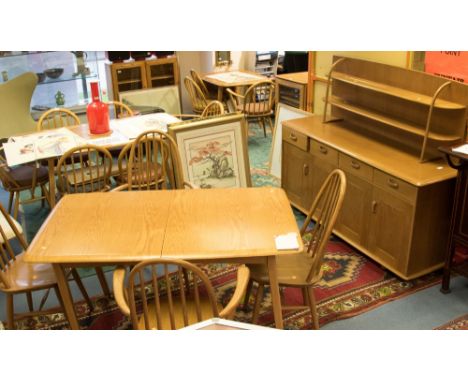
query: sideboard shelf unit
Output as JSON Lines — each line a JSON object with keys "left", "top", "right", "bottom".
{"left": 281, "top": 56, "right": 468, "bottom": 280}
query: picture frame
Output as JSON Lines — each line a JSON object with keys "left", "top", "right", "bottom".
{"left": 268, "top": 103, "right": 313, "bottom": 179}
{"left": 168, "top": 113, "right": 252, "bottom": 189}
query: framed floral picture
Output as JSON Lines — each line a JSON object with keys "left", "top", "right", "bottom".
{"left": 168, "top": 113, "right": 251, "bottom": 189}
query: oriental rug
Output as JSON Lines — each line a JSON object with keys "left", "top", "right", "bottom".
{"left": 9, "top": 238, "right": 442, "bottom": 330}
{"left": 435, "top": 314, "right": 468, "bottom": 330}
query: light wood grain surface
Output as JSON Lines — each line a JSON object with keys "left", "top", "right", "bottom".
{"left": 283, "top": 115, "right": 457, "bottom": 186}
{"left": 202, "top": 70, "right": 266, "bottom": 88}
{"left": 25, "top": 188, "right": 302, "bottom": 264}
{"left": 162, "top": 188, "right": 301, "bottom": 259}
{"left": 275, "top": 71, "right": 308, "bottom": 85}
{"left": 25, "top": 191, "right": 174, "bottom": 263}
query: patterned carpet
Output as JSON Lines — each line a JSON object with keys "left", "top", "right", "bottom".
{"left": 436, "top": 314, "right": 468, "bottom": 330}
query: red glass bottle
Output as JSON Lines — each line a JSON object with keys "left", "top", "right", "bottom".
{"left": 87, "top": 82, "right": 110, "bottom": 135}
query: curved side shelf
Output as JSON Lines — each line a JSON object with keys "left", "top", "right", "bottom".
{"left": 329, "top": 96, "right": 461, "bottom": 143}
{"left": 332, "top": 71, "right": 466, "bottom": 110}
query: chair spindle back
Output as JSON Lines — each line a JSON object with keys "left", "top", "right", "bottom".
{"left": 37, "top": 108, "right": 80, "bottom": 131}
{"left": 201, "top": 100, "right": 225, "bottom": 118}
{"left": 300, "top": 169, "right": 347, "bottom": 283}
{"left": 127, "top": 130, "right": 183, "bottom": 190}
{"left": 184, "top": 76, "right": 208, "bottom": 114}
{"left": 56, "top": 145, "right": 113, "bottom": 195}
{"left": 242, "top": 81, "right": 275, "bottom": 117}
{"left": 127, "top": 259, "right": 219, "bottom": 330}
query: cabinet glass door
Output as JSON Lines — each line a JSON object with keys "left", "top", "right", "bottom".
{"left": 116, "top": 66, "right": 144, "bottom": 92}
{"left": 148, "top": 63, "right": 175, "bottom": 87}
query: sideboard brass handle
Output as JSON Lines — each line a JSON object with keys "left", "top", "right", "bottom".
{"left": 289, "top": 133, "right": 298, "bottom": 142}
{"left": 371, "top": 201, "right": 377, "bottom": 214}
{"left": 319, "top": 145, "right": 328, "bottom": 154}
{"left": 351, "top": 160, "right": 360, "bottom": 169}
{"left": 388, "top": 178, "right": 399, "bottom": 189}
{"left": 303, "top": 164, "right": 309, "bottom": 176}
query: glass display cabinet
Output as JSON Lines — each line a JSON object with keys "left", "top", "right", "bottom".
{"left": 0, "top": 51, "right": 102, "bottom": 115}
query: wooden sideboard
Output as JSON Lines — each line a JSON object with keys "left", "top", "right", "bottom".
{"left": 281, "top": 57, "right": 468, "bottom": 280}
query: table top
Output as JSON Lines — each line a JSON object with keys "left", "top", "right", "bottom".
{"left": 25, "top": 187, "right": 302, "bottom": 264}
{"left": 275, "top": 71, "right": 308, "bottom": 85}
{"left": 203, "top": 70, "right": 266, "bottom": 87}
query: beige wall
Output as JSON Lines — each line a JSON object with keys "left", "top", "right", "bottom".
{"left": 313, "top": 51, "right": 409, "bottom": 115}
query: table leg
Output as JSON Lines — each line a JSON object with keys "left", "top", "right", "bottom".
{"left": 47, "top": 158, "right": 56, "bottom": 208}
{"left": 217, "top": 87, "right": 224, "bottom": 102}
{"left": 53, "top": 264, "right": 80, "bottom": 329}
{"left": 267, "top": 256, "right": 283, "bottom": 329}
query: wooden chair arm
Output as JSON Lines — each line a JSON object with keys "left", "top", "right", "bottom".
{"left": 219, "top": 265, "right": 250, "bottom": 319}
{"left": 113, "top": 266, "right": 130, "bottom": 316}
{"left": 225, "top": 88, "right": 244, "bottom": 99}
{"left": 183, "top": 180, "right": 199, "bottom": 189}
{"left": 111, "top": 184, "right": 129, "bottom": 192}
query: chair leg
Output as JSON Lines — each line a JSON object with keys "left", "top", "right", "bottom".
{"left": 243, "top": 279, "right": 254, "bottom": 308}
{"left": 70, "top": 269, "right": 94, "bottom": 311}
{"left": 267, "top": 116, "right": 274, "bottom": 134}
{"left": 95, "top": 267, "right": 111, "bottom": 297}
{"left": 6, "top": 294, "right": 15, "bottom": 330}
{"left": 259, "top": 118, "right": 266, "bottom": 137}
{"left": 252, "top": 282, "right": 265, "bottom": 324}
{"left": 7, "top": 192, "right": 14, "bottom": 213}
{"left": 26, "top": 291, "right": 34, "bottom": 312}
{"left": 306, "top": 286, "right": 319, "bottom": 330}
{"left": 13, "top": 191, "right": 20, "bottom": 220}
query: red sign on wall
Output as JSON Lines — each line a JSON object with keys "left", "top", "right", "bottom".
{"left": 425, "top": 51, "right": 468, "bottom": 83}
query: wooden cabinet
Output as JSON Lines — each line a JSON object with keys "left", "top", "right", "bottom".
{"left": 109, "top": 57, "right": 179, "bottom": 101}
{"left": 275, "top": 72, "right": 308, "bottom": 110}
{"left": 280, "top": 57, "right": 468, "bottom": 280}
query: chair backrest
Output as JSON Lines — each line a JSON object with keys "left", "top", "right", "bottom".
{"left": 126, "top": 258, "right": 220, "bottom": 330}
{"left": 0, "top": 72, "right": 37, "bottom": 138}
{"left": 115, "top": 141, "right": 133, "bottom": 185}
{"left": 0, "top": 203, "right": 28, "bottom": 289}
{"left": 242, "top": 80, "right": 276, "bottom": 116}
{"left": 126, "top": 130, "right": 184, "bottom": 190}
{"left": 184, "top": 76, "right": 208, "bottom": 114}
{"left": 190, "top": 69, "right": 209, "bottom": 96}
{"left": 201, "top": 100, "right": 225, "bottom": 118}
{"left": 56, "top": 144, "right": 113, "bottom": 195}
{"left": 107, "top": 100, "right": 134, "bottom": 119}
{"left": 37, "top": 108, "right": 80, "bottom": 131}
{"left": 300, "top": 169, "right": 347, "bottom": 283}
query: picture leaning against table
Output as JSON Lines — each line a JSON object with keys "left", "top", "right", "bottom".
{"left": 3, "top": 51, "right": 467, "bottom": 332}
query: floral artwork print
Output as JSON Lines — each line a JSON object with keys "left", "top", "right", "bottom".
{"left": 187, "top": 134, "right": 238, "bottom": 188}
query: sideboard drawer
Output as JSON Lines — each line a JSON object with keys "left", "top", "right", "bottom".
{"left": 373, "top": 169, "right": 417, "bottom": 203}
{"left": 283, "top": 125, "right": 308, "bottom": 152}
{"left": 310, "top": 140, "right": 339, "bottom": 166}
{"left": 339, "top": 153, "right": 373, "bottom": 183}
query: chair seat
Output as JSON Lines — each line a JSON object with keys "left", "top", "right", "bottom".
{"left": 7, "top": 164, "right": 49, "bottom": 188}
{"left": 137, "top": 294, "right": 223, "bottom": 330}
{"left": 249, "top": 250, "right": 320, "bottom": 287}
{"left": 0, "top": 214, "right": 23, "bottom": 243}
{"left": 236, "top": 102, "right": 273, "bottom": 116}
{"left": 0, "top": 254, "right": 57, "bottom": 292}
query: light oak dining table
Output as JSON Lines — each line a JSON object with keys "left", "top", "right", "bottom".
{"left": 24, "top": 187, "right": 303, "bottom": 329}
{"left": 202, "top": 70, "right": 266, "bottom": 102}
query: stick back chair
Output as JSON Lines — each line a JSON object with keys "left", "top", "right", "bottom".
{"left": 113, "top": 258, "right": 250, "bottom": 329}
{"left": 245, "top": 169, "right": 347, "bottom": 329}
{"left": 36, "top": 108, "right": 80, "bottom": 131}
{"left": 227, "top": 80, "right": 275, "bottom": 137}
{"left": 0, "top": 202, "right": 92, "bottom": 329}
{"left": 124, "top": 130, "right": 184, "bottom": 191}
{"left": 201, "top": 100, "right": 225, "bottom": 118}
{"left": 56, "top": 144, "right": 113, "bottom": 195}
{"left": 0, "top": 146, "right": 50, "bottom": 219}
{"left": 190, "top": 69, "right": 210, "bottom": 97}
{"left": 107, "top": 100, "right": 134, "bottom": 119}
{"left": 184, "top": 76, "right": 208, "bottom": 114}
